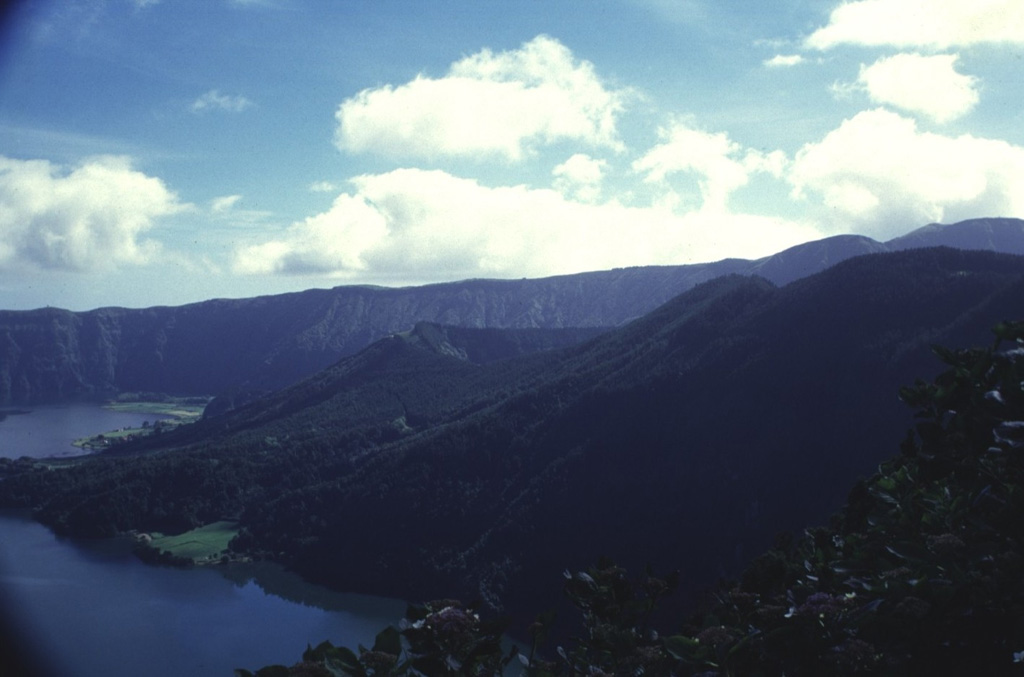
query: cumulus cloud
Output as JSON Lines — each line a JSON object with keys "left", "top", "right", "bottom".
{"left": 789, "top": 108, "right": 1024, "bottom": 237}
{"left": 309, "top": 181, "right": 339, "bottom": 193}
{"left": 334, "top": 35, "right": 627, "bottom": 161}
{"left": 0, "top": 155, "right": 183, "bottom": 271}
{"left": 850, "top": 53, "right": 979, "bottom": 123}
{"left": 806, "top": 0, "right": 1024, "bottom": 50}
{"left": 633, "top": 121, "right": 786, "bottom": 211}
{"left": 190, "top": 90, "right": 254, "bottom": 113}
{"left": 552, "top": 154, "right": 607, "bottom": 202}
{"left": 764, "top": 54, "right": 804, "bottom": 67}
{"left": 234, "top": 168, "right": 818, "bottom": 281}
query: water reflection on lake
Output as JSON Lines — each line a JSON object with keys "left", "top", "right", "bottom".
{"left": 0, "top": 405, "right": 408, "bottom": 677}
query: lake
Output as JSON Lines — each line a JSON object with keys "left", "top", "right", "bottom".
{"left": 0, "top": 405, "right": 408, "bottom": 677}
{"left": 0, "top": 403, "right": 173, "bottom": 459}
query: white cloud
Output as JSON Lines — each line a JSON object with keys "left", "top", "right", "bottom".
{"left": 552, "top": 154, "right": 607, "bottom": 202}
{"left": 0, "top": 155, "right": 183, "bottom": 272}
{"left": 234, "top": 168, "right": 818, "bottom": 281}
{"left": 632, "top": 121, "right": 786, "bottom": 211}
{"left": 806, "top": 0, "right": 1024, "bottom": 50}
{"left": 851, "top": 53, "right": 979, "bottom": 123}
{"left": 211, "top": 194, "right": 242, "bottom": 212}
{"left": 234, "top": 192, "right": 387, "bottom": 275}
{"left": 309, "top": 181, "right": 339, "bottom": 193}
{"left": 789, "top": 108, "right": 1024, "bottom": 237}
{"left": 764, "top": 54, "right": 804, "bottom": 68}
{"left": 334, "top": 35, "right": 627, "bottom": 161}
{"left": 130, "top": 0, "right": 160, "bottom": 8}
{"left": 190, "top": 90, "right": 254, "bottom": 113}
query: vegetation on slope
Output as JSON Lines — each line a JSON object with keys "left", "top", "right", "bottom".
{"left": 245, "top": 249, "right": 1024, "bottom": 617}
{"left": 1, "top": 249, "right": 1023, "bottom": 628}
{"left": 238, "top": 321, "right": 1024, "bottom": 676}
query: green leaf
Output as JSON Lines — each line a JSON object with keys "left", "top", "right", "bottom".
{"left": 329, "top": 645, "right": 363, "bottom": 670}
{"left": 993, "top": 320, "right": 1024, "bottom": 345}
{"left": 662, "top": 634, "right": 699, "bottom": 659}
{"left": 372, "top": 626, "right": 402, "bottom": 656}
{"left": 727, "top": 628, "right": 761, "bottom": 656}
{"left": 875, "top": 476, "right": 897, "bottom": 492}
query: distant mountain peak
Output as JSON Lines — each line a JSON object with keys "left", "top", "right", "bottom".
{"left": 886, "top": 217, "right": 1024, "bottom": 255}
{"left": 748, "top": 234, "right": 889, "bottom": 286}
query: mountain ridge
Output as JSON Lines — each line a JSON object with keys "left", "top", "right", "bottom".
{"left": 6, "top": 246, "right": 1024, "bottom": 622}
{"left": 1, "top": 217, "right": 1022, "bottom": 404}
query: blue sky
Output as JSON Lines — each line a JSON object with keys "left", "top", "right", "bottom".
{"left": 1, "top": 0, "right": 1023, "bottom": 310}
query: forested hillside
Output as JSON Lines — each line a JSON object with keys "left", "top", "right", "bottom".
{"left": 3, "top": 247, "right": 1024, "bottom": 628}
{"left": 1, "top": 218, "right": 1021, "bottom": 405}
{"left": 243, "top": 320, "right": 1024, "bottom": 676}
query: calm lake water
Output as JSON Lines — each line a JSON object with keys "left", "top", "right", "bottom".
{"left": 0, "top": 403, "right": 171, "bottom": 459}
{"left": 0, "top": 405, "right": 407, "bottom": 677}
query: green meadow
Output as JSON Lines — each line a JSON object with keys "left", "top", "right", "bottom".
{"left": 105, "top": 400, "right": 206, "bottom": 422}
{"left": 147, "top": 521, "right": 239, "bottom": 562}
{"left": 73, "top": 395, "right": 210, "bottom": 449}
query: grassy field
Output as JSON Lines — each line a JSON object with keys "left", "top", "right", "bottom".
{"left": 73, "top": 397, "right": 209, "bottom": 449}
{"left": 147, "top": 521, "right": 239, "bottom": 562}
{"left": 105, "top": 400, "right": 206, "bottom": 423}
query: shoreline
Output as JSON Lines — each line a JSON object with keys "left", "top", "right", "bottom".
{"left": 72, "top": 398, "right": 208, "bottom": 451}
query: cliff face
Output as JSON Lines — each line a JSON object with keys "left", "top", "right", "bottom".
{"left": 0, "top": 270, "right": 720, "bottom": 403}
{"left": 2, "top": 218, "right": 1023, "bottom": 404}
{"left": 0, "top": 256, "right": 764, "bottom": 404}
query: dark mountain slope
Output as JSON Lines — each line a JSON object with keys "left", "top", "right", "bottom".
{"left": 9, "top": 248, "right": 1023, "bottom": 624}
{"left": 397, "top": 323, "right": 608, "bottom": 365}
{"left": 276, "top": 248, "right": 1024, "bottom": 616}
{"left": 256, "top": 322, "right": 1024, "bottom": 677}
{"left": 20, "top": 321, "right": 605, "bottom": 538}
{"left": 196, "top": 323, "right": 605, "bottom": 419}
{"left": 3, "top": 218, "right": 1022, "bottom": 405}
